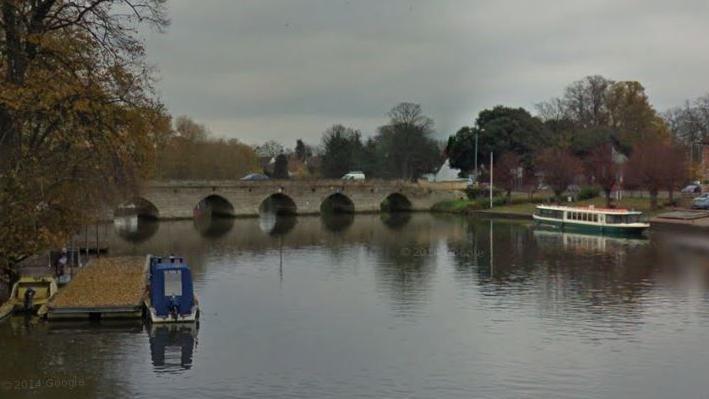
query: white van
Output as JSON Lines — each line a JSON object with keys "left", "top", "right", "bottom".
{"left": 341, "top": 171, "right": 365, "bottom": 181}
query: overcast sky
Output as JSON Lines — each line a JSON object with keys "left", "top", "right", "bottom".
{"left": 143, "top": 0, "right": 709, "bottom": 145}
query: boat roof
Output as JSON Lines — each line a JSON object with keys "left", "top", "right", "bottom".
{"left": 536, "top": 204, "right": 643, "bottom": 214}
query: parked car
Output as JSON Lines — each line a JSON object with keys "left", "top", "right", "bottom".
{"left": 681, "top": 184, "right": 702, "bottom": 194}
{"left": 342, "top": 171, "right": 365, "bottom": 181}
{"left": 692, "top": 193, "right": 709, "bottom": 209}
{"left": 240, "top": 173, "right": 270, "bottom": 181}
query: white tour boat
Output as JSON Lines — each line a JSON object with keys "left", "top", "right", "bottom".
{"left": 533, "top": 204, "right": 649, "bottom": 236}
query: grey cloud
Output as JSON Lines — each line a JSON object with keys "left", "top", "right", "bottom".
{"left": 143, "top": 0, "right": 709, "bottom": 145}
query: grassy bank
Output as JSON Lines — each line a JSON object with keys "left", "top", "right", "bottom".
{"left": 432, "top": 195, "right": 669, "bottom": 217}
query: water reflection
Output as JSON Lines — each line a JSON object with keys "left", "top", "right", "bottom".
{"left": 8, "top": 215, "right": 709, "bottom": 398}
{"left": 193, "top": 214, "right": 234, "bottom": 238}
{"left": 371, "top": 239, "right": 437, "bottom": 315}
{"left": 113, "top": 215, "right": 159, "bottom": 243}
{"left": 148, "top": 323, "right": 198, "bottom": 374}
{"left": 379, "top": 212, "right": 411, "bottom": 230}
{"left": 533, "top": 229, "right": 648, "bottom": 254}
{"left": 0, "top": 318, "right": 143, "bottom": 398}
{"left": 258, "top": 212, "right": 297, "bottom": 236}
{"left": 320, "top": 212, "right": 354, "bottom": 233}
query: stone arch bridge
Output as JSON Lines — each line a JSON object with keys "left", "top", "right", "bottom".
{"left": 117, "top": 180, "right": 463, "bottom": 220}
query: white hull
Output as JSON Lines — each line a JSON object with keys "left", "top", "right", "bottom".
{"left": 144, "top": 297, "right": 199, "bottom": 324}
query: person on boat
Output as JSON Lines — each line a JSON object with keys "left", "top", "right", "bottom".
{"left": 23, "top": 287, "right": 36, "bottom": 311}
{"left": 54, "top": 248, "right": 68, "bottom": 277}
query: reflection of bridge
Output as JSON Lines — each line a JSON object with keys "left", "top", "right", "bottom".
{"left": 118, "top": 180, "right": 463, "bottom": 220}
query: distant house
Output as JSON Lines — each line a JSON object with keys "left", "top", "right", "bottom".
{"left": 426, "top": 158, "right": 464, "bottom": 182}
{"left": 258, "top": 156, "right": 275, "bottom": 175}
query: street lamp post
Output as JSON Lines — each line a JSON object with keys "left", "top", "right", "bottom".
{"left": 474, "top": 131, "right": 478, "bottom": 182}
{"left": 489, "top": 152, "right": 493, "bottom": 208}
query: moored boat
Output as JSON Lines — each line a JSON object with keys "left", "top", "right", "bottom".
{"left": 145, "top": 255, "right": 199, "bottom": 323}
{"left": 0, "top": 276, "right": 58, "bottom": 320}
{"left": 533, "top": 204, "right": 649, "bottom": 236}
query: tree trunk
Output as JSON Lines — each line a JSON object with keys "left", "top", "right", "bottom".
{"left": 668, "top": 188, "right": 674, "bottom": 205}
{"left": 605, "top": 189, "right": 612, "bottom": 208}
{"left": 1, "top": 267, "right": 18, "bottom": 303}
{"left": 554, "top": 190, "right": 563, "bottom": 203}
{"left": 650, "top": 189, "right": 658, "bottom": 209}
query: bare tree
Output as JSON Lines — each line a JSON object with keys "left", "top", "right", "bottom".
{"left": 586, "top": 143, "right": 620, "bottom": 207}
{"left": 536, "top": 148, "right": 583, "bottom": 201}
{"left": 664, "top": 94, "right": 709, "bottom": 162}
{"left": 561, "top": 75, "right": 613, "bottom": 128}
{"left": 625, "top": 139, "right": 688, "bottom": 209}
{"left": 495, "top": 152, "right": 521, "bottom": 198}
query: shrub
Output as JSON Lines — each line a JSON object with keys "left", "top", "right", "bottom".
{"left": 465, "top": 186, "right": 502, "bottom": 200}
{"left": 431, "top": 199, "right": 481, "bottom": 213}
{"left": 578, "top": 186, "right": 600, "bottom": 201}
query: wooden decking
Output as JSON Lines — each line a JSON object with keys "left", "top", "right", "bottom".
{"left": 651, "top": 210, "right": 709, "bottom": 233}
{"left": 47, "top": 256, "right": 147, "bottom": 320}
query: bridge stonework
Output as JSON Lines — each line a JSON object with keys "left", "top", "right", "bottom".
{"left": 128, "top": 180, "right": 464, "bottom": 219}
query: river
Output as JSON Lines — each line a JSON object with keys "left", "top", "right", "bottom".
{"left": 1, "top": 213, "right": 708, "bottom": 398}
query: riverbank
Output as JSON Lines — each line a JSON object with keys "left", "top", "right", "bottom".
{"left": 432, "top": 196, "right": 671, "bottom": 219}
{"left": 650, "top": 210, "right": 709, "bottom": 233}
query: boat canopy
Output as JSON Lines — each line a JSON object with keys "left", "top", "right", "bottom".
{"left": 536, "top": 204, "right": 642, "bottom": 215}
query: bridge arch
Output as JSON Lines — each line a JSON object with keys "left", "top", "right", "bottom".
{"left": 259, "top": 193, "right": 297, "bottom": 215}
{"left": 115, "top": 197, "right": 160, "bottom": 219}
{"left": 380, "top": 192, "right": 412, "bottom": 212}
{"left": 194, "top": 195, "right": 235, "bottom": 218}
{"left": 320, "top": 193, "right": 355, "bottom": 214}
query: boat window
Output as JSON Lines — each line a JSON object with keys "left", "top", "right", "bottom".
{"left": 607, "top": 214, "right": 633, "bottom": 224}
{"left": 538, "top": 208, "right": 563, "bottom": 219}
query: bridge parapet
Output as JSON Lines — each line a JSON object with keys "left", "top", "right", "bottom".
{"left": 118, "top": 179, "right": 463, "bottom": 220}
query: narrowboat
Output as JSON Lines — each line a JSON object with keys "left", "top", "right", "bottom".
{"left": 145, "top": 255, "right": 199, "bottom": 323}
{"left": 533, "top": 204, "right": 649, "bottom": 236}
{"left": 0, "top": 276, "right": 58, "bottom": 320}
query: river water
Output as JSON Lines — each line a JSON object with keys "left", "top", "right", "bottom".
{"left": 1, "top": 213, "right": 709, "bottom": 398}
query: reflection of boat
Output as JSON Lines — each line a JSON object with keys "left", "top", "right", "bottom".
{"left": 148, "top": 322, "right": 198, "bottom": 373}
{"left": 533, "top": 205, "right": 649, "bottom": 236}
{"left": 1, "top": 276, "right": 58, "bottom": 320}
{"left": 533, "top": 229, "right": 647, "bottom": 252}
{"left": 145, "top": 256, "right": 199, "bottom": 323}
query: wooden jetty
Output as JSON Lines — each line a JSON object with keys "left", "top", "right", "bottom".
{"left": 650, "top": 210, "right": 709, "bottom": 233}
{"left": 46, "top": 256, "right": 147, "bottom": 320}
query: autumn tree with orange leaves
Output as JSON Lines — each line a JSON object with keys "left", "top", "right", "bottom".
{"left": 0, "top": 1, "right": 170, "bottom": 274}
